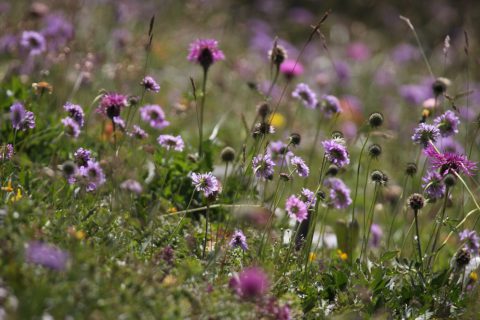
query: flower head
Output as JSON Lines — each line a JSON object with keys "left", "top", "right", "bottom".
{"left": 300, "top": 188, "right": 316, "bottom": 208}
{"left": 424, "top": 144, "right": 476, "bottom": 177}
{"left": 434, "top": 110, "right": 460, "bottom": 137}
{"left": 25, "top": 241, "right": 69, "bottom": 270}
{"left": 279, "top": 59, "right": 304, "bottom": 79}
{"left": 412, "top": 123, "right": 440, "bottom": 147}
{"left": 320, "top": 95, "right": 341, "bottom": 118}
{"left": 422, "top": 170, "right": 446, "bottom": 200}
{"left": 20, "top": 31, "right": 46, "bottom": 56}
{"left": 252, "top": 154, "right": 276, "bottom": 180}
{"left": 370, "top": 224, "right": 383, "bottom": 248}
{"left": 322, "top": 139, "right": 350, "bottom": 168}
{"left": 292, "top": 83, "right": 317, "bottom": 109}
{"left": 10, "top": 102, "right": 35, "bottom": 131}
{"left": 229, "top": 230, "right": 248, "bottom": 251}
{"left": 61, "top": 117, "right": 80, "bottom": 138}
{"left": 79, "top": 160, "right": 106, "bottom": 192}
{"left": 140, "top": 105, "right": 170, "bottom": 130}
{"left": 285, "top": 195, "right": 308, "bottom": 222}
{"left": 460, "top": 230, "right": 480, "bottom": 254}
{"left": 191, "top": 172, "right": 220, "bottom": 197}
{"left": 157, "top": 134, "right": 184, "bottom": 151}
{"left": 229, "top": 267, "right": 269, "bottom": 300}
{"left": 140, "top": 76, "right": 160, "bottom": 92}
{"left": 73, "top": 148, "right": 92, "bottom": 167}
{"left": 0, "top": 144, "right": 14, "bottom": 161}
{"left": 120, "top": 179, "right": 143, "bottom": 194}
{"left": 290, "top": 156, "right": 309, "bottom": 177}
{"left": 188, "top": 38, "right": 225, "bottom": 69}
{"left": 324, "top": 178, "right": 352, "bottom": 209}
{"left": 97, "top": 93, "right": 128, "bottom": 120}
{"left": 267, "top": 141, "right": 292, "bottom": 164}
{"left": 63, "top": 102, "right": 84, "bottom": 127}
{"left": 128, "top": 125, "right": 149, "bottom": 139}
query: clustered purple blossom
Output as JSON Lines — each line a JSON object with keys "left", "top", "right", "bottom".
{"left": 324, "top": 177, "right": 352, "bottom": 209}
{"left": 434, "top": 110, "right": 460, "bottom": 137}
{"left": 320, "top": 95, "right": 342, "bottom": 118}
{"left": 25, "top": 241, "right": 69, "bottom": 271}
{"left": 70, "top": 148, "right": 105, "bottom": 192}
{"left": 229, "top": 267, "right": 269, "bottom": 300}
{"left": 285, "top": 195, "right": 308, "bottom": 222}
{"left": 188, "top": 38, "right": 225, "bottom": 69}
{"left": 113, "top": 116, "right": 126, "bottom": 130}
{"left": 267, "top": 141, "right": 292, "bottom": 164}
{"left": 97, "top": 93, "right": 128, "bottom": 120}
{"left": 141, "top": 76, "right": 160, "bottom": 92}
{"left": 412, "top": 123, "right": 440, "bottom": 147}
{"left": 292, "top": 83, "right": 317, "bottom": 109}
{"left": 128, "top": 125, "right": 149, "bottom": 139}
{"left": 422, "top": 171, "right": 446, "bottom": 200}
{"left": 0, "top": 144, "right": 14, "bottom": 161}
{"left": 20, "top": 31, "right": 46, "bottom": 56}
{"left": 229, "top": 230, "right": 248, "bottom": 251}
{"left": 191, "top": 172, "right": 220, "bottom": 197}
{"left": 120, "top": 179, "right": 143, "bottom": 194}
{"left": 140, "top": 105, "right": 170, "bottom": 130}
{"left": 157, "top": 134, "right": 184, "bottom": 151}
{"left": 10, "top": 102, "right": 35, "bottom": 131}
{"left": 459, "top": 229, "right": 480, "bottom": 255}
{"left": 289, "top": 156, "right": 309, "bottom": 177}
{"left": 41, "top": 13, "right": 74, "bottom": 52}
{"left": 61, "top": 117, "right": 80, "bottom": 138}
{"left": 252, "top": 154, "right": 276, "bottom": 180}
{"left": 300, "top": 188, "right": 316, "bottom": 208}
{"left": 63, "top": 102, "right": 85, "bottom": 127}
{"left": 370, "top": 224, "right": 383, "bottom": 248}
{"left": 322, "top": 139, "right": 350, "bottom": 168}
{"left": 424, "top": 144, "right": 476, "bottom": 177}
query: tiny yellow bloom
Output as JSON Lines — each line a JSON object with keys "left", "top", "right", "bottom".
{"left": 2, "top": 180, "right": 13, "bottom": 192}
{"left": 168, "top": 207, "right": 178, "bottom": 213}
{"left": 470, "top": 271, "right": 478, "bottom": 282}
{"left": 162, "top": 274, "right": 177, "bottom": 286}
{"left": 337, "top": 249, "right": 348, "bottom": 261}
{"left": 75, "top": 230, "right": 86, "bottom": 240}
{"left": 268, "top": 112, "right": 285, "bottom": 129}
{"left": 309, "top": 252, "right": 317, "bottom": 262}
{"left": 10, "top": 189, "right": 22, "bottom": 202}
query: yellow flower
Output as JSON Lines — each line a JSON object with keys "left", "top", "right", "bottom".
{"left": 168, "top": 207, "right": 178, "bottom": 213}
{"left": 162, "top": 275, "right": 177, "bottom": 286}
{"left": 268, "top": 113, "right": 285, "bottom": 129}
{"left": 337, "top": 249, "right": 348, "bottom": 261}
{"left": 309, "top": 252, "right": 317, "bottom": 262}
{"left": 470, "top": 271, "right": 478, "bottom": 282}
{"left": 11, "top": 189, "right": 22, "bottom": 202}
{"left": 1, "top": 180, "right": 13, "bottom": 192}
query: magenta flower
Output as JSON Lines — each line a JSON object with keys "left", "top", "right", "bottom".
{"left": 25, "top": 241, "right": 69, "bottom": 271}
{"left": 141, "top": 76, "right": 160, "bottom": 93}
{"left": 140, "top": 105, "right": 170, "bottom": 130}
{"left": 229, "top": 267, "right": 269, "bottom": 300}
{"left": 229, "top": 229, "right": 248, "bottom": 251}
{"left": 285, "top": 195, "right": 308, "bottom": 222}
{"left": 97, "top": 93, "right": 128, "bottom": 120}
{"left": 191, "top": 172, "right": 220, "bottom": 197}
{"left": 279, "top": 59, "right": 304, "bottom": 79}
{"left": 424, "top": 144, "right": 477, "bottom": 177}
{"left": 290, "top": 156, "right": 309, "bottom": 177}
{"left": 157, "top": 134, "right": 184, "bottom": 151}
{"left": 188, "top": 38, "right": 225, "bottom": 69}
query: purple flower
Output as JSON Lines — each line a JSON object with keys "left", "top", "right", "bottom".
{"left": 292, "top": 83, "right": 317, "bottom": 109}
{"left": 424, "top": 144, "right": 476, "bottom": 177}
{"left": 370, "top": 224, "right": 383, "bottom": 248}
{"left": 63, "top": 102, "right": 84, "bottom": 127}
{"left": 346, "top": 42, "right": 371, "bottom": 61}
{"left": 322, "top": 139, "right": 350, "bottom": 168}
{"left": 10, "top": 102, "right": 35, "bottom": 131}
{"left": 285, "top": 195, "right": 308, "bottom": 222}
{"left": 128, "top": 125, "right": 149, "bottom": 139}
{"left": 459, "top": 229, "right": 480, "bottom": 254}
{"left": 97, "top": 93, "right": 128, "bottom": 120}
{"left": 113, "top": 116, "right": 126, "bottom": 131}
{"left": 334, "top": 61, "right": 351, "bottom": 83}
{"left": 191, "top": 172, "right": 220, "bottom": 197}
{"left": 321, "top": 95, "right": 341, "bottom": 118}
{"left": 140, "top": 105, "right": 170, "bottom": 130}
{"left": 324, "top": 178, "right": 352, "bottom": 209}
{"left": 399, "top": 84, "right": 431, "bottom": 105}
{"left": 0, "top": 144, "right": 14, "bottom": 161}
{"left": 74, "top": 148, "right": 92, "bottom": 167}
{"left": 391, "top": 43, "right": 420, "bottom": 63}
{"left": 300, "top": 188, "right": 316, "bottom": 208}
{"left": 229, "top": 230, "right": 248, "bottom": 251}
{"left": 141, "top": 76, "right": 160, "bottom": 93}
{"left": 267, "top": 141, "right": 292, "bottom": 164}
{"left": 61, "top": 117, "right": 80, "bottom": 138}
{"left": 20, "top": 31, "right": 46, "bottom": 56}
{"left": 422, "top": 171, "right": 446, "bottom": 200}
{"left": 280, "top": 59, "right": 304, "bottom": 79}
{"left": 439, "top": 137, "right": 464, "bottom": 154}
{"left": 120, "top": 179, "right": 143, "bottom": 194}
{"left": 25, "top": 241, "right": 69, "bottom": 271}
{"left": 79, "top": 160, "right": 106, "bottom": 192}
{"left": 229, "top": 267, "right": 269, "bottom": 300}
{"left": 157, "top": 134, "right": 184, "bottom": 151}
{"left": 188, "top": 38, "right": 225, "bottom": 69}
{"left": 412, "top": 123, "right": 440, "bottom": 147}
{"left": 290, "top": 156, "right": 309, "bottom": 177}
{"left": 41, "top": 14, "right": 74, "bottom": 52}
{"left": 252, "top": 154, "right": 276, "bottom": 180}
{"left": 434, "top": 110, "right": 460, "bottom": 137}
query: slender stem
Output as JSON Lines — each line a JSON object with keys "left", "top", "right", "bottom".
{"left": 360, "top": 184, "right": 379, "bottom": 262}
{"left": 386, "top": 175, "right": 409, "bottom": 249}
{"left": 428, "top": 187, "right": 450, "bottom": 268}
{"left": 351, "top": 133, "right": 370, "bottom": 223}
{"left": 203, "top": 203, "right": 210, "bottom": 259}
{"left": 414, "top": 209, "right": 423, "bottom": 268}
{"left": 199, "top": 67, "right": 209, "bottom": 157}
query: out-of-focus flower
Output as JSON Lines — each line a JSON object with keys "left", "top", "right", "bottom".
{"left": 322, "top": 139, "right": 350, "bottom": 168}
{"left": 324, "top": 178, "right": 352, "bottom": 209}
{"left": 391, "top": 43, "right": 420, "bottom": 63}
{"left": 333, "top": 61, "right": 351, "bottom": 83}
{"left": 346, "top": 42, "right": 370, "bottom": 61}
{"left": 229, "top": 267, "right": 269, "bottom": 300}
{"left": 290, "top": 156, "right": 309, "bottom": 177}
{"left": 141, "top": 76, "right": 160, "bottom": 93}
{"left": 337, "top": 249, "right": 348, "bottom": 261}
{"left": 10, "top": 102, "right": 35, "bottom": 131}
{"left": 61, "top": 117, "right": 80, "bottom": 138}
{"left": 252, "top": 154, "right": 276, "bottom": 180}
{"left": 128, "top": 125, "right": 149, "bottom": 139}
{"left": 188, "top": 38, "right": 225, "bottom": 69}
{"left": 97, "top": 93, "right": 128, "bottom": 120}
{"left": 191, "top": 172, "right": 220, "bottom": 197}
{"left": 120, "top": 179, "right": 143, "bottom": 194}
{"left": 285, "top": 195, "right": 308, "bottom": 222}
{"left": 292, "top": 83, "right": 317, "bottom": 109}
{"left": 422, "top": 171, "right": 446, "bottom": 200}
{"left": 74, "top": 148, "right": 92, "bottom": 167}
{"left": 63, "top": 102, "right": 84, "bottom": 127}
{"left": 320, "top": 95, "right": 341, "bottom": 118}
{"left": 460, "top": 230, "right": 480, "bottom": 254}
{"left": 370, "top": 223, "right": 383, "bottom": 247}
{"left": 25, "top": 241, "right": 69, "bottom": 271}
{"left": 229, "top": 230, "right": 248, "bottom": 251}
{"left": 412, "top": 123, "right": 440, "bottom": 147}
{"left": 424, "top": 144, "right": 476, "bottom": 177}
{"left": 399, "top": 84, "right": 431, "bottom": 105}
{"left": 267, "top": 141, "right": 292, "bottom": 165}
{"left": 300, "top": 188, "right": 316, "bottom": 208}
{"left": 434, "top": 110, "right": 460, "bottom": 137}
{"left": 157, "top": 134, "right": 184, "bottom": 151}
{"left": 20, "top": 31, "right": 46, "bottom": 56}
{"left": 1, "top": 180, "right": 13, "bottom": 192}
{"left": 32, "top": 81, "right": 53, "bottom": 95}
{"left": 0, "top": 144, "right": 14, "bottom": 161}
{"left": 79, "top": 160, "right": 106, "bottom": 192}
{"left": 140, "top": 105, "right": 169, "bottom": 130}
{"left": 41, "top": 13, "right": 74, "bottom": 51}
{"left": 279, "top": 59, "right": 304, "bottom": 79}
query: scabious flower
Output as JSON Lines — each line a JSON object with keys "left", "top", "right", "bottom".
{"left": 279, "top": 59, "right": 304, "bottom": 79}
{"left": 63, "top": 102, "right": 84, "bottom": 127}
{"left": 140, "top": 105, "right": 170, "bottom": 130}
{"left": 324, "top": 178, "right": 352, "bottom": 209}
{"left": 285, "top": 195, "right": 308, "bottom": 222}
{"left": 157, "top": 134, "right": 184, "bottom": 151}
{"left": 320, "top": 95, "right": 341, "bottom": 118}
{"left": 434, "top": 110, "right": 460, "bottom": 137}
{"left": 0, "top": 144, "right": 14, "bottom": 160}
{"left": 460, "top": 230, "right": 480, "bottom": 254}
{"left": 267, "top": 141, "right": 292, "bottom": 164}
{"left": 370, "top": 224, "right": 383, "bottom": 247}
{"left": 97, "top": 93, "right": 128, "bottom": 120}
{"left": 300, "top": 188, "right": 316, "bottom": 208}
{"left": 191, "top": 172, "right": 220, "bottom": 197}
{"left": 424, "top": 144, "right": 477, "bottom": 177}
{"left": 140, "top": 76, "right": 160, "bottom": 92}
{"left": 411, "top": 123, "right": 440, "bottom": 147}
{"left": 61, "top": 117, "right": 80, "bottom": 138}
{"left": 10, "top": 102, "right": 35, "bottom": 131}
{"left": 79, "top": 160, "right": 106, "bottom": 192}
{"left": 128, "top": 125, "right": 149, "bottom": 139}
{"left": 112, "top": 116, "right": 126, "bottom": 131}
{"left": 322, "top": 139, "right": 350, "bottom": 168}
{"left": 20, "top": 31, "right": 46, "bottom": 56}
{"left": 229, "top": 230, "right": 248, "bottom": 251}
{"left": 252, "top": 154, "right": 276, "bottom": 180}
{"left": 41, "top": 14, "right": 74, "bottom": 51}
{"left": 74, "top": 148, "right": 92, "bottom": 167}
{"left": 290, "top": 156, "right": 309, "bottom": 177}
{"left": 188, "top": 38, "right": 225, "bottom": 69}
{"left": 25, "top": 241, "right": 69, "bottom": 271}
{"left": 292, "top": 83, "right": 317, "bottom": 109}
{"left": 422, "top": 171, "right": 446, "bottom": 200}
{"left": 120, "top": 179, "right": 143, "bottom": 194}
{"left": 229, "top": 267, "right": 269, "bottom": 300}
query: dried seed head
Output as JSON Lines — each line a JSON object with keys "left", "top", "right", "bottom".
{"left": 370, "top": 170, "right": 384, "bottom": 184}
{"left": 455, "top": 247, "right": 471, "bottom": 269}
{"left": 268, "top": 44, "right": 288, "bottom": 67}
{"left": 326, "top": 164, "right": 339, "bottom": 176}
{"left": 408, "top": 193, "right": 425, "bottom": 211}
{"left": 221, "top": 147, "right": 236, "bottom": 162}
{"left": 331, "top": 131, "right": 344, "bottom": 140}
{"left": 368, "top": 144, "right": 382, "bottom": 158}
{"left": 405, "top": 162, "right": 417, "bottom": 176}
{"left": 62, "top": 161, "right": 77, "bottom": 177}
{"left": 444, "top": 174, "right": 456, "bottom": 187}
{"left": 432, "top": 77, "right": 451, "bottom": 96}
{"left": 289, "top": 133, "right": 301, "bottom": 146}
{"left": 368, "top": 112, "right": 384, "bottom": 128}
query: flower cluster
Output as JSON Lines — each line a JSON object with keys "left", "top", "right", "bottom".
{"left": 140, "top": 105, "right": 170, "bottom": 130}
{"left": 69, "top": 148, "right": 106, "bottom": 192}
{"left": 292, "top": 83, "right": 317, "bottom": 109}
{"left": 324, "top": 177, "right": 352, "bottom": 209}
{"left": 322, "top": 138, "right": 350, "bottom": 168}
{"left": 61, "top": 102, "right": 85, "bottom": 138}
{"left": 10, "top": 102, "right": 35, "bottom": 131}
{"left": 191, "top": 172, "right": 220, "bottom": 197}
{"left": 252, "top": 154, "right": 276, "bottom": 180}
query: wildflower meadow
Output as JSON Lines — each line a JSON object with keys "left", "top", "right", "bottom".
{"left": 2, "top": 1, "right": 480, "bottom": 319}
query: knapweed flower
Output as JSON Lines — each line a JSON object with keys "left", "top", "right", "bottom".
{"left": 25, "top": 241, "right": 69, "bottom": 271}
{"left": 140, "top": 76, "right": 160, "bottom": 93}
{"left": 120, "top": 179, "right": 143, "bottom": 194}
{"left": 460, "top": 230, "right": 480, "bottom": 254}
{"left": 140, "top": 105, "right": 170, "bottom": 130}
{"left": 63, "top": 102, "right": 84, "bottom": 127}
{"left": 292, "top": 83, "right": 317, "bottom": 109}
{"left": 411, "top": 123, "right": 440, "bottom": 147}
{"left": 79, "top": 160, "right": 106, "bottom": 192}
{"left": 229, "top": 230, "right": 248, "bottom": 251}
{"left": 229, "top": 267, "right": 269, "bottom": 300}
{"left": 10, "top": 102, "right": 35, "bottom": 131}
{"left": 300, "top": 188, "right": 316, "bottom": 208}
{"left": 20, "top": 31, "right": 46, "bottom": 56}
{"left": 422, "top": 171, "right": 446, "bottom": 200}
{"left": 290, "top": 156, "right": 309, "bottom": 177}
{"left": 370, "top": 224, "right": 383, "bottom": 247}
{"left": 74, "top": 148, "right": 92, "bottom": 167}
{"left": 267, "top": 141, "right": 292, "bottom": 164}
{"left": 128, "top": 125, "right": 149, "bottom": 139}
{"left": 434, "top": 110, "right": 460, "bottom": 137}
{"left": 97, "top": 93, "right": 128, "bottom": 120}
{"left": 322, "top": 139, "right": 350, "bottom": 168}
{"left": 424, "top": 144, "right": 476, "bottom": 176}
{"left": 280, "top": 59, "right": 304, "bottom": 79}
{"left": 191, "top": 172, "right": 220, "bottom": 197}
{"left": 187, "top": 38, "right": 225, "bottom": 69}
{"left": 252, "top": 154, "right": 276, "bottom": 180}
{"left": 61, "top": 117, "right": 80, "bottom": 138}
{"left": 320, "top": 95, "right": 341, "bottom": 118}
{"left": 285, "top": 195, "right": 308, "bottom": 222}
{"left": 324, "top": 178, "right": 352, "bottom": 209}
{"left": 157, "top": 134, "right": 184, "bottom": 151}
{"left": 0, "top": 144, "right": 14, "bottom": 160}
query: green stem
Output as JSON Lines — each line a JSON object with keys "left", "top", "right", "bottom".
{"left": 199, "top": 67, "right": 209, "bottom": 157}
